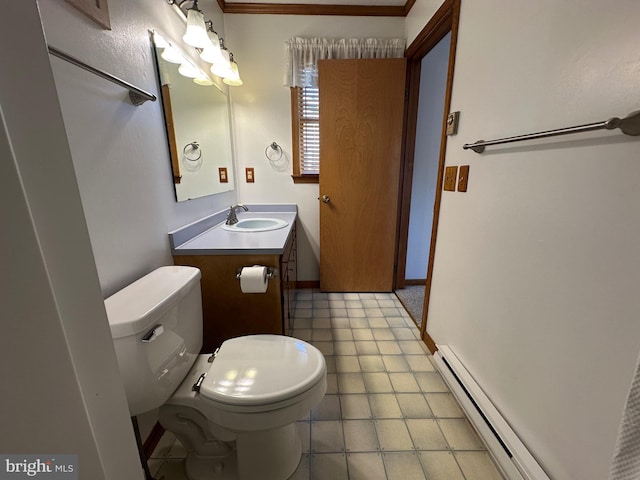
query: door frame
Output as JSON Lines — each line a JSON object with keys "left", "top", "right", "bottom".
{"left": 395, "top": 0, "right": 461, "bottom": 352}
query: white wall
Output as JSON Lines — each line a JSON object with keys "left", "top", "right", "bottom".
{"left": 38, "top": 0, "right": 237, "bottom": 298}
{"left": 224, "top": 14, "right": 405, "bottom": 281}
{"left": 405, "top": 0, "right": 443, "bottom": 46}
{"left": 421, "top": 1, "right": 640, "bottom": 479}
{"left": 1, "top": 2, "right": 143, "bottom": 478}
{"left": 405, "top": 32, "right": 450, "bottom": 280}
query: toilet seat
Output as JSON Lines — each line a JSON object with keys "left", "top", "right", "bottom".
{"left": 159, "top": 335, "right": 327, "bottom": 479}
{"left": 163, "top": 335, "right": 326, "bottom": 433}
{"left": 199, "top": 335, "right": 326, "bottom": 412}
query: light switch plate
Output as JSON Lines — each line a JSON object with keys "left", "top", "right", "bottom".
{"left": 444, "top": 166, "right": 457, "bottom": 191}
{"left": 446, "top": 111, "right": 460, "bottom": 136}
{"left": 245, "top": 167, "right": 255, "bottom": 183}
{"left": 458, "top": 165, "right": 469, "bottom": 192}
{"left": 218, "top": 167, "right": 228, "bottom": 183}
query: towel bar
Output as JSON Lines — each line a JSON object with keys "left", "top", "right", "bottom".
{"left": 48, "top": 45, "right": 156, "bottom": 106}
{"left": 463, "top": 110, "right": 640, "bottom": 153}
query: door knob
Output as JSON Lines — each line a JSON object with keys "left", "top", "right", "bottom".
{"left": 321, "top": 195, "right": 331, "bottom": 203}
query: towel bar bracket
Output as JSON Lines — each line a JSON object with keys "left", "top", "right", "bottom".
{"left": 129, "top": 91, "right": 150, "bottom": 106}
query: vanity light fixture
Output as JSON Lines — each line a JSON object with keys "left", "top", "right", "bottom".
{"left": 165, "top": 0, "right": 242, "bottom": 85}
{"left": 155, "top": 31, "right": 210, "bottom": 84}
{"left": 223, "top": 54, "right": 243, "bottom": 86}
{"left": 182, "top": 0, "right": 211, "bottom": 49}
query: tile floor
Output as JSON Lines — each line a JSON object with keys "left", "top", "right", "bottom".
{"left": 149, "top": 290, "right": 504, "bottom": 480}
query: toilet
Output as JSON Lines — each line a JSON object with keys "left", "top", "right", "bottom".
{"left": 104, "top": 266, "right": 327, "bottom": 480}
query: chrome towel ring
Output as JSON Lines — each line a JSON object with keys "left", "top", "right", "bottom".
{"left": 265, "top": 142, "right": 283, "bottom": 162}
{"left": 183, "top": 142, "right": 202, "bottom": 162}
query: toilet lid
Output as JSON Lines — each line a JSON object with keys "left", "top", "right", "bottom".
{"left": 199, "top": 335, "right": 325, "bottom": 406}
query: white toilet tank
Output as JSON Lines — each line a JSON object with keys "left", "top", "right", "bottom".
{"left": 105, "top": 266, "right": 203, "bottom": 416}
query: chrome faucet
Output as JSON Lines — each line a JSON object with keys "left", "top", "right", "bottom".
{"left": 226, "top": 204, "right": 248, "bottom": 225}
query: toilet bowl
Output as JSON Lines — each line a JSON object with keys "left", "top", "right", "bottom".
{"left": 104, "top": 266, "right": 326, "bottom": 480}
{"left": 161, "top": 335, "right": 326, "bottom": 480}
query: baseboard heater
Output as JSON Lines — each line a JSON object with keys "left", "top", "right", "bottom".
{"left": 433, "top": 345, "right": 550, "bottom": 480}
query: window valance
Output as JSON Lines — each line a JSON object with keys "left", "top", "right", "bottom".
{"left": 284, "top": 37, "right": 406, "bottom": 88}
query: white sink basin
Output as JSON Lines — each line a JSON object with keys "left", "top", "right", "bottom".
{"left": 221, "top": 218, "right": 288, "bottom": 232}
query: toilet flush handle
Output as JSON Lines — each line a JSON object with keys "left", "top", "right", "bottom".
{"left": 142, "top": 324, "right": 164, "bottom": 343}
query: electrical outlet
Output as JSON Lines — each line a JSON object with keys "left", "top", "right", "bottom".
{"left": 218, "top": 167, "right": 228, "bottom": 183}
{"left": 458, "top": 165, "right": 469, "bottom": 192}
{"left": 444, "top": 166, "right": 457, "bottom": 191}
{"left": 245, "top": 167, "right": 255, "bottom": 183}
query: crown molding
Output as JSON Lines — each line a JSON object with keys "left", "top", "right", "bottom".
{"left": 217, "top": 0, "right": 413, "bottom": 16}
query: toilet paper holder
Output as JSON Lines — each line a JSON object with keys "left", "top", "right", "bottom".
{"left": 236, "top": 266, "right": 278, "bottom": 280}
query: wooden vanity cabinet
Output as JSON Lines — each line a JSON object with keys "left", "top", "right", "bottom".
{"left": 281, "top": 225, "right": 297, "bottom": 335}
{"left": 173, "top": 223, "right": 297, "bottom": 352}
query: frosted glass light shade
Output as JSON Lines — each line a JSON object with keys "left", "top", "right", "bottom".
{"left": 183, "top": 8, "right": 211, "bottom": 49}
{"left": 223, "top": 61, "right": 243, "bottom": 86}
{"left": 194, "top": 75, "right": 214, "bottom": 86}
{"left": 153, "top": 32, "right": 170, "bottom": 49}
{"left": 161, "top": 46, "right": 184, "bottom": 64}
{"left": 178, "top": 61, "right": 201, "bottom": 79}
{"left": 210, "top": 49, "right": 233, "bottom": 78}
{"left": 200, "top": 31, "right": 224, "bottom": 64}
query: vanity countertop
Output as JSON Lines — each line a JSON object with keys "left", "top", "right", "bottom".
{"left": 170, "top": 205, "right": 297, "bottom": 256}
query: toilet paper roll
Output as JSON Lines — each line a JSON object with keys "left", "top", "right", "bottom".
{"left": 239, "top": 265, "right": 268, "bottom": 293}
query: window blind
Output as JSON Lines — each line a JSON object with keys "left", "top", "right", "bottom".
{"left": 297, "top": 87, "right": 320, "bottom": 175}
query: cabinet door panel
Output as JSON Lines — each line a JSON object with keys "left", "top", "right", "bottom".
{"left": 174, "top": 254, "right": 283, "bottom": 351}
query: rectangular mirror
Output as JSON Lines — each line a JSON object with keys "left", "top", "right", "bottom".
{"left": 152, "top": 32, "right": 234, "bottom": 202}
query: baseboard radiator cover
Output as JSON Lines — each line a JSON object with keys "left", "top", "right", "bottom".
{"left": 433, "top": 345, "right": 550, "bottom": 480}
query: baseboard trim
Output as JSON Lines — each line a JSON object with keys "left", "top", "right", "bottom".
{"left": 404, "top": 279, "right": 427, "bottom": 286}
{"left": 143, "top": 421, "right": 165, "bottom": 460}
{"left": 434, "top": 345, "right": 550, "bottom": 480}
{"left": 296, "top": 280, "right": 320, "bottom": 289}
{"left": 422, "top": 331, "right": 437, "bottom": 354}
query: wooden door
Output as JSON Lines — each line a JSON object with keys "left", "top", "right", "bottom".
{"left": 319, "top": 58, "right": 407, "bottom": 292}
